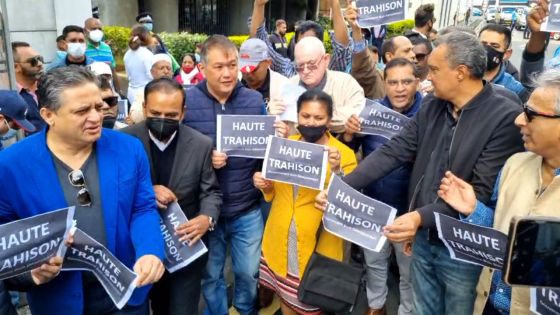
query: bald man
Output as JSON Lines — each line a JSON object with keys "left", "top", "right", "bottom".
{"left": 84, "top": 17, "right": 121, "bottom": 94}
{"left": 381, "top": 36, "right": 417, "bottom": 64}
{"left": 285, "top": 37, "right": 365, "bottom": 134}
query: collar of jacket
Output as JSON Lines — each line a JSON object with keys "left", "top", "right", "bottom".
{"left": 194, "top": 79, "right": 244, "bottom": 104}
{"left": 379, "top": 91, "right": 423, "bottom": 118}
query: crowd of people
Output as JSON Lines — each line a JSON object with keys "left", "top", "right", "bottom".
{"left": 0, "top": 0, "right": 558, "bottom": 315}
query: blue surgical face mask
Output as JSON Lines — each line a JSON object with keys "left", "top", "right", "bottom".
{"left": 195, "top": 53, "right": 201, "bottom": 63}
{"left": 144, "top": 23, "right": 153, "bottom": 32}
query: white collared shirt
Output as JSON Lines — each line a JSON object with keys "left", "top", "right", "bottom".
{"left": 148, "top": 130, "right": 177, "bottom": 152}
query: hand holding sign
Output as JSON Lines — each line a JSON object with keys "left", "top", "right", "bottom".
{"left": 327, "top": 147, "right": 342, "bottom": 174}
{"left": 343, "top": 114, "right": 362, "bottom": 142}
{"left": 134, "top": 254, "right": 164, "bottom": 287}
{"left": 253, "top": 172, "right": 273, "bottom": 193}
{"left": 383, "top": 211, "right": 422, "bottom": 243}
{"left": 31, "top": 256, "right": 63, "bottom": 285}
{"left": 344, "top": 1, "right": 360, "bottom": 29}
{"left": 315, "top": 190, "right": 329, "bottom": 212}
{"left": 153, "top": 185, "right": 178, "bottom": 209}
{"left": 175, "top": 214, "right": 210, "bottom": 246}
{"left": 437, "top": 171, "right": 477, "bottom": 216}
{"left": 274, "top": 120, "right": 289, "bottom": 139}
{"left": 212, "top": 150, "right": 228, "bottom": 169}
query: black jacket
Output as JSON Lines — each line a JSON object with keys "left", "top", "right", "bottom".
{"left": 344, "top": 83, "right": 525, "bottom": 228}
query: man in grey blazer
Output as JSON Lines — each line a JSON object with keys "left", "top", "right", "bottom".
{"left": 123, "top": 78, "right": 222, "bottom": 315}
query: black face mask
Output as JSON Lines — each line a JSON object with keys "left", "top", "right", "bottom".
{"left": 102, "top": 116, "right": 117, "bottom": 129}
{"left": 146, "top": 117, "right": 179, "bottom": 141}
{"left": 297, "top": 125, "right": 328, "bottom": 143}
{"left": 485, "top": 45, "right": 504, "bottom": 71}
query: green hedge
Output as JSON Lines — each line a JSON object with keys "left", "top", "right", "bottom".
{"left": 386, "top": 19, "right": 415, "bottom": 38}
{"left": 104, "top": 25, "right": 334, "bottom": 69}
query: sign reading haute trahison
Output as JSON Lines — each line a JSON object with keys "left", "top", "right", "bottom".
{"left": 262, "top": 136, "right": 328, "bottom": 190}
{"left": 531, "top": 288, "right": 560, "bottom": 315}
{"left": 542, "top": 0, "right": 560, "bottom": 32}
{"left": 358, "top": 99, "right": 410, "bottom": 139}
{"left": 217, "top": 115, "right": 276, "bottom": 159}
{"left": 435, "top": 213, "right": 508, "bottom": 269}
{"left": 323, "top": 175, "right": 397, "bottom": 252}
{"left": 356, "top": 0, "right": 409, "bottom": 28}
{"left": 0, "top": 207, "right": 75, "bottom": 280}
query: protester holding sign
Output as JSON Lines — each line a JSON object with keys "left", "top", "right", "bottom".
{"left": 124, "top": 78, "right": 222, "bottom": 315}
{"left": 315, "top": 32, "right": 524, "bottom": 315}
{"left": 254, "top": 89, "right": 357, "bottom": 315}
{"left": 0, "top": 67, "right": 165, "bottom": 315}
{"left": 182, "top": 35, "right": 286, "bottom": 315}
{"left": 342, "top": 57, "right": 422, "bottom": 315}
{"left": 438, "top": 68, "right": 560, "bottom": 315}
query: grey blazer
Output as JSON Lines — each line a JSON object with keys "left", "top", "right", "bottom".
{"left": 123, "top": 123, "right": 222, "bottom": 221}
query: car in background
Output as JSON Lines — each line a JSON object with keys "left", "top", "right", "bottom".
{"left": 515, "top": 7, "right": 530, "bottom": 30}
{"left": 472, "top": 7, "right": 483, "bottom": 17}
{"left": 485, "top": 6, "right": 497, "bottom": 23}
{"left": 500, "top": 6, "right": 517, "bottom": 25}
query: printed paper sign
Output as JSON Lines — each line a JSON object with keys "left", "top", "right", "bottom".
{"left": 358, "top": 99, "right": 410, "bottom": 139}
{"left": 117, "top": 100, "right": 128, "bottom": 122}
{"left": 262, "top": 136, "right": 328, "bottom": 190}
{"left": 542, "top": 1, "right": 560, "bottom": 32}
{"left": 159, "top": 202, "right": 208, "bottom": 273}
{"left": 356, "top": 0, "right": 409, "bottom": 28}
{"left": 63, "top": 228, "right": 138, "bottom": 309}
{"left": 323, "top": 175, "right": 397, "bottom": 251}
{"left": 217, "top": 115, "right": 276, "bottom": 158}
{"left": 435, "top": 213, "right": 508, "bottom": 269}
{"left": 280, "top": 84, "right": 306, "bottom": 123}
{"left": 531, "top": 288, "right": 560, "bottom": 315}
{"left": 0, "top": 207, "right": 75, "bottom": 280}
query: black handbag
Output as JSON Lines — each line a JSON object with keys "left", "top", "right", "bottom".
{"left": 297, "top": 225, "right": 364, "bottom": 313}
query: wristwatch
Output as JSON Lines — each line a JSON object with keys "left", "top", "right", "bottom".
{"left": 208, "top": 216, "right": 216, "bottom": 231}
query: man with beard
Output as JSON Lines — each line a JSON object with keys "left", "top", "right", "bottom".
{"left": 269, "top": 19, "right": 288, "bottom": 58}
{"left": 12, "top": 41, "right": 45, "bottom": 134}
{"left": 479, "top": 23, "right": 530, "bottom": 102}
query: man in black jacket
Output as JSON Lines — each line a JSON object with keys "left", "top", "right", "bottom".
{"left": 124, "top": 78, "right": 222, "bottom": 315}
{"left": 316, "top": 32, "right": 524, "bottom": 315}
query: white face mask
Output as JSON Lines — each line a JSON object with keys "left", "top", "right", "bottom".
{"left": 67, "top": 43, "right": 86, "bottom": 58}
{"left": 89, "top": 29, "right": 104, "bottom": 43}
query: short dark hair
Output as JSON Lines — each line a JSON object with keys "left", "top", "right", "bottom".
{"left": 37, "top": 66, "right": 98, "bottom": 112}
{"left": 56, "top": 35, "right": 65, "bottom": 42}
{"left": 98, "top": 76, "right": 113, "bottom": 91}
{"left": 276, "top": 19, "right": 286, "bottom": 27}
{"left": 181, "top": 53, "right": 197, "bottom": 65}
{"left": 200, "top": 35, "right": 237, "bottom": 64}
{"left": 296, "top": 89, "right": 333, "bottom": 119}
{"left": 368, "top": 45, "right": 379, "bottom": 54}
{"left": 384, "top": 58, "right": 418, "bottom": 79}
{"left": 144, "top": 77, "right": 186, "bottom": 108}
{"left": 409, "top": 36, "right": 433, "bottom": 54}
{"left": 381, "top": 37, "right": 397, "bottom": 64}
{"left": 11, "top": 41, "right": 30, "bottom": 62}
{"left": 62, "top": 25, "right": 84, "bottom": 40}
{"left": 296, "top": 21, "right": 324, "bottom": 43}
{"left": 479, "top": 23, "right": 512, "bottom": 49}
{"left": 415, "top": 4, "right": 435, "bottom": 28}
{"left": 129, "top": 24, "right": 151, "bottom": 50}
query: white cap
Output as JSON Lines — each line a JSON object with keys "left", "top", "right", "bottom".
{"left": 89, "top": 62, "right": 112, "bottom": 76}
{"left": 151, "top": 54, "right": 172, "bottom": 68}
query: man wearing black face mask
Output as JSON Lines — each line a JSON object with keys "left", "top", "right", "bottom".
{"left": 123, "top": 77, "right": 222, "bottom": 315}
{"left": 479, "top": 23, "right": 530, "bottom": 102}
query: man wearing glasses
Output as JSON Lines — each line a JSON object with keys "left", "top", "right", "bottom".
{"left": 0, "top": 66, "right": 165, "bottom": 315}
{"left": 438, "top": 68, "right": 560, "bottom": 315}
{"left": 12, "top": 41, "right": 45, "bottom": 134}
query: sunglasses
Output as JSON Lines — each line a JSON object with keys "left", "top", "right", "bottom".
{"left": 416, "top": 53, "right": 428, "bottom": 62}
{"left": 523, "top": 103, "right": 560, "bottom": 122}
{"left": 295, "top": 55, "right": 324, "bottom": 73}
{"left": 103, "top": 96, "right": 119, "bottom": 107}
{"left": 19, "top": 55, "right": 44, "bottom": 67}
{"left": 68, "top": 170, "right": 92, "bottom": 207}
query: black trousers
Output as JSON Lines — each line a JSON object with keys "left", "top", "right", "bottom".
{"left": 149, "top": 253, "right": 208, "bottom": 315}
{"left": 82, "top": 273, "right": 149, "bottom": 315}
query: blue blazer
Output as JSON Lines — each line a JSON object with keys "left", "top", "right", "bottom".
{"left": 0, "top": 129, "right": 165, "bottom": 315}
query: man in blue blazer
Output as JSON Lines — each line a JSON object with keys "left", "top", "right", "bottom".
{"left": 0, "top": 66, "right": 165, "bottom": 315}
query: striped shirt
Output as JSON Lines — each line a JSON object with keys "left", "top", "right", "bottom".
{"left": 86, "top": 41, "right": 116, "bottom": 68}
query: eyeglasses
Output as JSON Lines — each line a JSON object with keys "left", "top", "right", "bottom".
{"left": 523, "top": 103, "right": 560, "bottom": 122}
{"left": 295, "top": 55, "right": 324, "bottom": 73}
{"left": 103, "top": 96, "right": 119, "bottom": 107}
{"left": 386, "top": 78, "right": 416, "bottom": 87}
{"left": 18, "top": 55, "right": 44, "bottom": 67}
{"left": 68, "top": 170, "right": 92, "bottom": 207}
{"left": 415, "top": 53, "right": 428, "bottom": 62}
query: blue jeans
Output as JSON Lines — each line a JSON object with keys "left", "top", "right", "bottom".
{"left": 202, "top": 208, "right": 263, "bottom": 315}
{"left": 411, "top": 229, "right": 482, "bottom": 315}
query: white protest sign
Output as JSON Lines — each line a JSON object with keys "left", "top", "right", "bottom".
{"left": 117, "top": 100, "right": 128, "bottom": 122}
{"left": 531, "top": 288, "right": 560, "bottom": 315}
{"left": 262, "top": 136, "right": 328, "bottom": 190}
{"left": 216, "top": 115, "right": 276, "bottom": 158}
{"left": 435, "top": 213, "right": 508, "bottom": 269}
{"left": 356, "top": 0, "right": 409, "bottom": 28}
{"left": 541, "top": 0, "right": 560, "bottom": 32}
{"left": 358, "top": 99, "right": 410, "bottom": 139}
{"left": 323, "top": 175, "right": 397, "bottom": 251}
{"left": 62, "top": 228, "right": 138, "bottom": 309}
{"left": 0, "top": 207, "right": 75, "bottom": 280}
{"left": 159, "top": 202, "right": 208, "bottom": 273}
{"left": 280, "top": 84, "right": 306, "bottom": 123}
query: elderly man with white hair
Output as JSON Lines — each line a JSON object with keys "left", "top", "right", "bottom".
{"left": 129, "top": 53, "right": 173, "bottom": 123}
{"left": 273, "top": 36, "right": 364, "bottom": 134}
